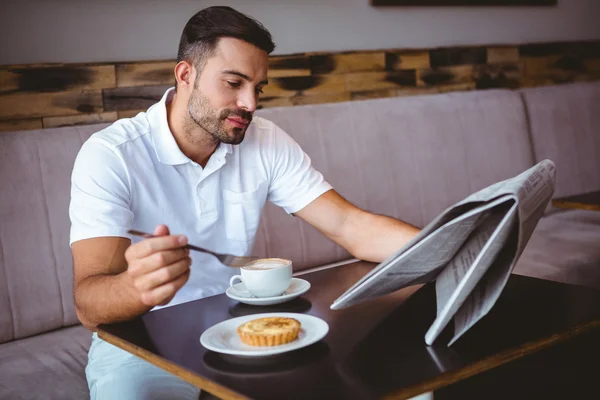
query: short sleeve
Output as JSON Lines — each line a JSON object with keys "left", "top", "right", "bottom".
{"left": 265, "top": 124, "right": 332, "bottom": 214}
{"left": 69, "top": 138, "right": 134, "bottom": 245}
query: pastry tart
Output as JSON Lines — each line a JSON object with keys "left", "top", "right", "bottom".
{"left": 237, "top": 317, "right": 301, "bottom": 346}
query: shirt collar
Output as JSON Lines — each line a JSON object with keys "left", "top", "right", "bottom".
{"left": 148, "top": 87, "right": 233, "bottom": 165}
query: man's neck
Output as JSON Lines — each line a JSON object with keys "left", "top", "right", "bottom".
{"left": 166, "top": 93, "right": 219, "bottom": 168}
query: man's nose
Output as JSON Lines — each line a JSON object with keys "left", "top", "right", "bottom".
{"left": 236, "top": 89, "right": 258, "bottom": 113}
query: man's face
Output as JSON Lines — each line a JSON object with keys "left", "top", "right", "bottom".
{"left": 187, "top": 37, "right": 269, "bottom": 145}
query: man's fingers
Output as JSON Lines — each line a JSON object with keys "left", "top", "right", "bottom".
{"left": 140, "top": 269, "right": 191, "bottom": 306}
{"left": 125, "top": 234, "right": 188, "bottom": 260}
{"left": 128, "top": 247, "right": 189, "bottom": 278}
{"left": 133, "top": 256, "right": 191, "bottom": 292}
{"left": 153, "top": 224, "right": 170, "bottom": 236}
{"left": 158, "top": 293, "right": 177, "bottom": 306}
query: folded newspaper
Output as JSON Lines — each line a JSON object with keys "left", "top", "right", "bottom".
{"left": 330, "top": 159, "right": 557, "bottom": 346}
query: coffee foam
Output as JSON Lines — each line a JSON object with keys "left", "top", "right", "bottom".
{"left": 243, "top": 258, "right": 291, "bottom": 271}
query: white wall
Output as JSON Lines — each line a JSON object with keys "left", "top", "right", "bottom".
{"left": 1, "top": 0, "right": 599, "bottom": 65}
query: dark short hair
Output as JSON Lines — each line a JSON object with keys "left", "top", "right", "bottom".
{"left": 177, "top": 6, "right": 276, "bottom": 68}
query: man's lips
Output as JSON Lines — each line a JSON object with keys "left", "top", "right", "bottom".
{"left": 226, "top": 117, "right": 249, "bottom": 128}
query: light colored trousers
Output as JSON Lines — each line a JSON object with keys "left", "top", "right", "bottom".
{"left": 86, "top": 333, "right": 201, "bottom": 400}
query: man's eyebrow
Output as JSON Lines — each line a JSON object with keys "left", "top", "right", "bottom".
{"left": 222, "top": 70, "right": 268, "bottom": 85}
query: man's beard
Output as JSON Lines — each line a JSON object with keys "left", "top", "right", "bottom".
{"left": 187, "top": 89, "right": 252, "bottom": 145}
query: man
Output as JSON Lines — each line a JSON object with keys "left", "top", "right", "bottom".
{"left": 70, "top": 6, "right": 419, "bottom": 399}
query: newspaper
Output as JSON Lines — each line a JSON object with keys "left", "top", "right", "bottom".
{"left": 330, "top": 159, "right": 556, "bottom": 346}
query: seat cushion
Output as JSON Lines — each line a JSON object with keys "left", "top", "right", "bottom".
{"left": 520, "top": 82, "right": 600, "bottom": 199}
{"left": 0, "top": 325, "right": 92, "bottom": 400}
{"left": 514, "top": 209, "right": 600, "bottom": 289}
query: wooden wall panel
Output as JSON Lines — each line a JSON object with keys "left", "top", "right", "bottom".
{"left": 0, "top": 90, "right": 103, "bottom": 119}
{"left": 116, "top": 62, "right": 175, "bottom": 87}
{"left": 429, "top": 47, "right": 486, "bottom": 67}
{"left": 103, "top": 85, "right": 172, "bottom": 111}
{"left": 0, "top": 65, "right": 115, "bottom": 95}
{"left": 0, "top": 118, "right": 42, "bottom": 133}
{"left": 474, "top": 63, "right": 522, "bottom": 89}
{"left": 290, "top": 92, "right": 351, "bottom": 106}
{"left": 386, "top": 51, "right": 430, "bottom": 70}
{"left": 487, "top": 47, "right": 520, "bottom": 64}
{"left": 311, "top": 52, "right": 386, "bottom": 74}
{"left": 0, "top": 40, "right": 598, "bottom": 131}
{"left": 268, "top": 56, "right": 311, "bottom": 78}
{"left": 346, "top": 71, "right": 416, "bottom": 92}
{"left": 351, "top": 89, "right": 399, "bottom": 101}
{"left": 417, "top": 65, "right": 474, "bottom": 86}
{"left": 43, "top": 112, "right": 118, "bottom": 128}
{"left": 262, "top": 75, "right": 346, "bottom": 98}
{"left": 117, "top": 109, "right": 145, "bottom": 119}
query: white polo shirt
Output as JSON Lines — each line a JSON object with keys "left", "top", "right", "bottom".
{"left": 69, "top": 88, "right": 332, "bottom": 308}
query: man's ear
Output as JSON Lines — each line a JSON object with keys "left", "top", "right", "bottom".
{"left": 174, "top": 61, "right": 195, "bottom": 89}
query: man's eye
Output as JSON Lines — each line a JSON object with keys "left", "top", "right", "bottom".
{"left": 255, "top": 87, "right": 264, "bottom": 94}
{"left": 227, "top": 81, "right": 241, "bottom": 88}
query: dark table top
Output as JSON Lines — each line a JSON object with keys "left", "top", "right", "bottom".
{"left": 552, "top": 190, "right": 600, "bottom": 211}
{"left": 98, "top": 261, "right": 600, "bottom": 400}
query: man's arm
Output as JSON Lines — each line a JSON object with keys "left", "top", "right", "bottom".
{"left": 72, "top": 225, "right": 191, "bottom": 331}
{"left": 295, "top": 190, "right": 420, "bottom": 263}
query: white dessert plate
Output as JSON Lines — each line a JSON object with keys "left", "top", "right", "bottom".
{"left": 200, "top": 312, "right": 329, "bottom": 357}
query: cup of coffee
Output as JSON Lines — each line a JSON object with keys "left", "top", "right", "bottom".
{"left": 229, "top": 258, "right": 293, "bottom": 298}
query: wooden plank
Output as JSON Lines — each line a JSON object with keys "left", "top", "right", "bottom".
{"left": 435, "top": 82, "right": 477, "bottom": 93}
{"left": 0, "top": 118, "right": 42, "bottom": 132}
{"left": 395, "top": 87, "right": 439, "bottom": 97}
{"left": 260, "top": 92, "right": 351, "bottom": 109}
{"left": 474, "top": 63, "right": 522, "bottom": 89}
{"left": 345, "top": 71, "right": 416, "bottom": 92}
{"left": 386, "top": 51, "right": 430, "bottom": 70}
{"left": 430, "top": 47, "right": 486, "bottom": 68}
{"left": 0, "top": 65, "right": 115, "bottom": 95}
{"left": 43, "top": 112, "right": 118, "bottom": 128}
{"left": 0, "top": 90, "right": 103, "bottom": 119}
{"left": 487, "top": 47, "right": 520, "bottom": 64}
{"left": 417, "top": 65, "right": 474, "bottom": 87}
{"left": 262, "top": 75, "right": 346, "bottom": 98}
{"left": 103, "top": 85, "right": 171, "bottom": 112}
{"left": 351, "top": 89, "right": 399, "bottom": 101}
{"left": 268, "top": 56, "right": 311, "bottom": 78}
{"left": 311, "top": 52, "right": 386, "bottom": 74}
{"left": 290, "top": 92, "right": 351, "bottom": 106}
{"left": 522, "top": 54, "right": 594, "bottom": 84}
{"left": 519, "top": 78, "right": 548, "bottom": 88}
{"left": 522, "top": 55, "right": 561, "bottom": 77}
{"left": 116, "top": 61, "right": 176, "bottom": 87}
{"left": 258, "top": 97, "right": 293, "bottom": 109}
{"left": 117, "top": 109, "right": 145, "bottom": 119}
{"left": 584, "top": 58, "right": 600, "bottom": 79}
{"left": 519, "top": 42, "right": 568, "bottom": 57}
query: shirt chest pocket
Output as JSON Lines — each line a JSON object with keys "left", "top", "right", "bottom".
{"left": 222, "top": 182, "right": 267, "bottom": 242}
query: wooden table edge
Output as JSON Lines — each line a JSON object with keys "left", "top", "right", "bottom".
{"left": 96, "top": 328, "right": 251, "bottom": 400}
{"left": 383, "top": 318, "right": 600, "bottom": 400}
{"left": 551, "top": 199, "right": 600, "bottom": 211}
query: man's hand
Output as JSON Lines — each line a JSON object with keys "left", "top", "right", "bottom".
{"left": 125, "top": 224, "right": 192, "bottom": 307}
{"left": 72, "top": 224, "right": 192, "bottom": 330}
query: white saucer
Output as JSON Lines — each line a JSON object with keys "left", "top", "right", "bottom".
{"left": 200, "top": 312, "right": 329, "bottom": 357}
{"left": 226, "top": 278, "right": 311, "bottom": 306}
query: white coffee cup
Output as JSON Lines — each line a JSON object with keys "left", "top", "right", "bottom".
{"left": 229, "top": 258, "right": 293, "bottom": 298}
